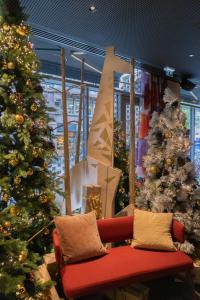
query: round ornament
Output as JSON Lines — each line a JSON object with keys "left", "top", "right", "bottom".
{"left": 3, "top": 24, "right": 10, "bottom": 31}
{"left": 10, "top": 206, "right": 19, "bottom": 216}
{"left": 7, "top": 62, "right": 15, "bottom": 70}
{"left": 32, "top": 147, "right": 40, "bottom": 158}
{"left": 16, "top": 27, "right": 26, "bottom": 36}
{"left": 4, "top": 220, "right": 11, "bottom": 228}
{"left": 16, "top": 284, "right": 26, "bottom": 299}
{"left": 165, "top": 158, "right": 173, "bottom": 166}
{"left": 30, "top": 103, "right": 38, "bottom": 112}
{"left": 149, "top": 165, "right": 158, "bottom": 175}
{"left": 2, "top": 193, "right": 9, "bottom": 202}
{"left": 164, "top": 131, "right": 172, "bottom": 139}
{"left": 14, "top": 176, "right": 21, "bottom": 185}
{"left": 26, "top": 79, "right": 33, "bottom": 89}
{"left": 9, "top": 158, "right": 19, "bottom": 167}
{"left": 27, "top": 168, "right": 34, "bottom": 176}
{"left": 15, "top": 114, "right": 24, "bottom": 125}
{"left": 10, "top": 93, "right": 23, "bottom": 104}
{"left": 39, "top": 194, "right": 48, "bottom": 204}
{"left": 18, "top": 250, "right": 27, "bottom": 262}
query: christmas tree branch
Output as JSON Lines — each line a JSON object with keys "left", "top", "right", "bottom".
{"left": 28, "top": 220, "right": 54, "bottom": 243}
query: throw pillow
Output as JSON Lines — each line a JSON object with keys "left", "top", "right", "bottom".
{"left": 54, "top": 211, "right": 107, "bottom": 263}
{"left": 131, "top": 209, "right": 176, "bottom": 251}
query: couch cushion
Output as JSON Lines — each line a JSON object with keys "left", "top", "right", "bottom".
{"left": 132, "top": 209, "right": 176, "bottom": 251}
{"left": 54, "top": 211, "right": 107, "bottom": 263}
{"left": 61, "top": 245, "right": 193, "bottom": 297}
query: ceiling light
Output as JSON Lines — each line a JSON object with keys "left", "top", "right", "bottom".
{"left": 163, "top": 66, "right": 175, "bottom": 77}
{"left": 189, "top": 53, "right": 195, "bottom": 58}
{"left": 89, "top": 5, "right": 96, "bottom": 12}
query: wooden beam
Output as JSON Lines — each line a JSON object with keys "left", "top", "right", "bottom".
{"left": 75, "top": 58, "right": 85, "bottom": 164}
{"left": 61, "top": 48, "right": 71, "bottom": 215}
{"left": 129, "top": 58, "right": 135, "bottom": 207}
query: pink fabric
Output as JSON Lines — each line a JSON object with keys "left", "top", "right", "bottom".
{"left": 61, "top": 246, "right": 193, "bottom": 297}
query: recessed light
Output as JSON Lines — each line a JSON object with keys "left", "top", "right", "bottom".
{"left": 189, "top": 53, "right": 195, "bottom": 58}
{"left": 89, "top": 5, "right": 96, "bottom": 12}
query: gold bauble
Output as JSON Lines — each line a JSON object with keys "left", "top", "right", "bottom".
{"left": 39, "top": 194, "right": 48, "bottom": 204}
{"left": 10, "top": 93, "right": 23, "bottom": 104}
{"left": 18, "top": 250, "right": 27, "bottom": 262}
{"left": 4, "top": 221, "right": 11, "bottom": 228}
{"left": 14, "top": 176, "right": 21, "bottom": 185}
{"left": 15, "top": 114, "right": 24, "bottom": 125}
{"left": 7, "top": 62, "right": 15, "bottom": 70}
{"left": 165, "top": 158, "right": 173, "bottom": 166}
{"left": 3, "top": 24, "right": 10, "bottom": 31}
{"left": 10, "top": 206, "right": 19, "bottom": 216}
{"left": 149, "top": 165, "right": 158, "bottom": 174}
{"left": 43, "top": 162, "right": 48, "bottom": 169}
{"left": 9, "top": 158, "right": 19, "bottom": 167}
{"left": 30, "top": 103, "right": 38, "bottom": 112}
{"left": 27, "top": 168, "right": 34, "bottom": 176}
{"left": 32, "top": 147, "right": 40, "bottom": 158}
{"left": 16, "top": 27, "right": 26, "bottom": 36}
{"left": 16, "top": 284, "right": 26, "bottom": 298}
{"left": 26, "top": 79, "right": 33, "bottom": 88}
{"left": 2, "top": 193, "right": 9, "bottom": 202}
{"left": 57, "top": 136, "right": 64, "bottom": 144}
{"left": 164, "top": 131, "right": 172, "bottom": 139}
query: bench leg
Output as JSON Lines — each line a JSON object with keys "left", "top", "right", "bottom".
{"left": 185, "top": 269, "right": 198, "bottom": 300}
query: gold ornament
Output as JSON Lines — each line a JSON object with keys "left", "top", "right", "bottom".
{"left": 10, "top": 206, "right": 19, "bottom": 216}
{"left": 4, "top": 221, "right": 11, "bottom": 228}
{"left": 165, "top": 158, "right": 173, "bottom": 166}
{"left": 16, "top": 27, "right": 26, "bottom": 36}
{"left": 32, "top": 147, "right": 40, "bottom": 158}
{"left": 27, "top": 168, "right": 34, "bottom": 176}
{"left": 16, "top": 284, "right": 26, "bottom": 298}
{"left": 57, "top": 136, "right": 64, "bottom": 144}
{"left": 18, "top": 250, "right": 27, "bottom": 262}
{"left": 39, "top": 194, "right": 48, "bottom": 204}
{"left": 14, "top": 176, "right": 21, "bottom": 185}
{"left": 26, "top": 79, "right": 33, "bottom": 88}
{"left": 43, "top": 162, "right": 48, "bottom": 169}
{"left": 9, "top": 158, "right": 19, "bottom": 167}
{"left": 2, "top": 193, "right": 9, "bottom": 202}
{"left": 30, "top": 103, "right": 38, "bottom": 112}
{"left": 7, "top": 62, "right": 15, "bottom": 70}
{"left": 165, "top": 131, "right": 172, "bottom": 139}
{"left": 149, "top": 165, "right": 158, "bottom": 175}
{"left": 15, "top": 114, "right": 24, "bottom": 125}
{"left": 3, "top": 24, "right": 10, "bottom": 31}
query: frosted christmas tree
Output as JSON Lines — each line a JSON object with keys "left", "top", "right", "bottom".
{"left": 136, "top": 88, "right": 200, "bottom": 254}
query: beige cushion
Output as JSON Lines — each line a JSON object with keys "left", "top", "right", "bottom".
{"left": 54, "top": 211, "right": 107, "bottom": 263}
{"left": 131, "top": 209, "right": 176, "bottom": 251}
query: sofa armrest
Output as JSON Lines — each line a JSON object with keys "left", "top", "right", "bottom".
{"left": 172, "top": 219, "right": 185, "bottom": 243}
{"left": 52, "top": 229, "right": 64, "bottom": 271}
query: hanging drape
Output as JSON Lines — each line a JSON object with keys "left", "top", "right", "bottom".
{"left": 136, "top": 72, "right": 165, "bottom": 177}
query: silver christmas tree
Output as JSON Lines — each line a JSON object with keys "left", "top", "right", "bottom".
{"left": 136, "top": 88, "right": 200, "bottom": 254}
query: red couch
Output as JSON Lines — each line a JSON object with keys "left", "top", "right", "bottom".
{"left": 53, "top": 216, "right": 193, "bottom": 299}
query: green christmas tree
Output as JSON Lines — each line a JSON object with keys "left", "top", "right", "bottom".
{"left": 114, "top": 121, "right": 129, "bottom": 213}
{"left": 0, "top": 1, "right": 59, "bottom": 298}
{"left": 136, "top": 88, "right": 200, "bottom": 254}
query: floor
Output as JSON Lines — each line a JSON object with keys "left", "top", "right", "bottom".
{"left": 58, "top": 276, "right": 200, "bottom": 300}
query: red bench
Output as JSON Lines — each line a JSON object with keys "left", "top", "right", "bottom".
{"left": 53, "top": 216, "right": 194, "bottom": 299}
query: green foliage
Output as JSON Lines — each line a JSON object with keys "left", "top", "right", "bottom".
{"left": 114, "top": 121, "right": 129, "bottom": 213}
{"left": 0, "top": 1, "right": 59, "bottom": 298}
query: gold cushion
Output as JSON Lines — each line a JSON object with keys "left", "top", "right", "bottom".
{"left": 131, "top": 209, "right": 176, "bottom": 251}
{"left": 54, "top": 211, "right": 107, "bottom": 263}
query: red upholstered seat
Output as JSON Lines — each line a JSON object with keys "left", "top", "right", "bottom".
{"left": 61, "top": 246, "right": 193, "bottom": 298}
{"left": 53, "top": 216, "right": 193, "bottom": 298}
